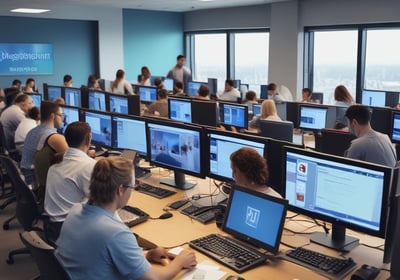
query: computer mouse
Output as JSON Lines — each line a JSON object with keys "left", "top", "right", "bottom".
{"left": 159, "top": 212, "right": 173, "bottom": 219}
{"left": 225, "top": 276, "right": 245, "bottom": 280}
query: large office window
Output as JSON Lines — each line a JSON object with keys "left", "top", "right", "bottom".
{"left": 364, "top": 29, "right": 400, "bottom": 92}
{"left": 187, "top": 30, "right": 269, "bottom": 93}
{"left": 312, "top": 30, "right": 358, "bottom": 104}
{"left": 234, "top": 32, "right": 269, "bottom": 91}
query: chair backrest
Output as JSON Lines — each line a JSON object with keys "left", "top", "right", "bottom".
{"left": 0, "top": 155, "right": 39, "bottom": 229}
{"left": 259, "top": 120, "right": 294, "bottom": 142}
{"left": 20, "top": 231, "right": 70, "bottom": 280}
{"left": 314, "top": 128, "right": 356, "bottom": 157}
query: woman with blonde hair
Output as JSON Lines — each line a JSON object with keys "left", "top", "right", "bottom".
{"left": 334, "top": 85, "right": 354, "bottom": 107}
{"left": 112, "top": 69, "right": 134, "bottom": 95}
{"left": 249, "top": 99, "right": 282, "bottom": 129}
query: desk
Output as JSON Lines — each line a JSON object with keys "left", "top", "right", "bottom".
{"left": 129, "top": 171, "right": 390, "bottom": 279}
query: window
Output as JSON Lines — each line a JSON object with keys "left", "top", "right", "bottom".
{"left": 312, "top": 30, "right": 358, "bottom": 104}
{"left": 364, "top": 29, "right": 400, "bottom": 92}
{"left": 234, "top": 32, "right": 269, "bottom": 91}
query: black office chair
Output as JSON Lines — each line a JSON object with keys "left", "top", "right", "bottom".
{"left": 312, "top": 92, "right": 324, "bottom": 104}
{"left": 20, "top": 231, "right": 70, "bottom": 280}
{"left": 0, "top": 155, "right": 43, "bottom": 264}
{"left": 314, "top": 129, "right": 356, "bottom": 157}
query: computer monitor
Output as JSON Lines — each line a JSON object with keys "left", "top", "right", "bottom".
{"left": 260, "top": 85, "right": 268, "bottom": 99}
{"left": 138, "top": 86, "right": 157, "bottom": 103}
{"left": 187, "top": 81, "right": 204, "bottom": 97}
{"left": 362, "top": 89, "right": 386, "bottom": 107}
{"left": 146, "top": 119, "right": 205, "bottom": 189}
{"left": 207, "top": 129, "right": 266, "bottom": 183}
{"left": 163, "top": 78, "right": 174, "bottom": 91}
{"left": 370, "top": 106, "right": 392, "bottom": 136}
{"left": 219, "top": 102, "right": 248, "bottom": 130}
{"left": 168, "top": 97, "right": 192, "bottom": 123}
{"left": 27, "top": 93, "right": 42, "bottom": 108}
{"left": 233, "top": 79, "right": 241, "bottom": 89}
{"left": 208, "top": 78, "right": 218, "bottom": 95}
{"left": 391, "top": 111, "right": 400, "bottom": 143}
{"left": 239, "top": 84, "right": 248, "bottom": 99}
{"left": 46, "top": 85, "right": 63, "bottom": 101}
{"left": 284, "top": 146, "right": 392, "bottom": 251}
{"left": 298, "top": 104, "right": 328, "bottom": 131}
{"left": 386, "top": 91, "right": 399, "bottom": 108}
{"left": 88, "top": 90, "right": 106, "bottom": 111}
{"left": 60, "top": 105, "right": 80, "bottom": 134}
{"left": 259, "top": 120, "right": 294, "bottom": 142}
{"left": 82, "top": 110, "right": 112, "bottom": 147}
{"left": 191, "top": 100, "right": 218, "bottom": 127}
{"left": 64, "top": 87, "right": 82, "bottom": 107}
{"left": 252, "top": 103, "right": 261, "bottom": 116}
{"left": 223, "top": 184, "right": 288, "bottom": 254}
{"left": 112, "top": 115, "right": 147, "bottom": 157}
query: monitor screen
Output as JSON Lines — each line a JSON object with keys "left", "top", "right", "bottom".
{"left": 47, "top": 86, "right": 62, "bottom": 101}
{"left": 192, "top": 100, "right": 218, "bottom": 127}
{"left": 147, "top": 120, "right": 204, "bottom": 178}
{"left": 88, "top": 91, "right": 106, "bottom": 111}
{"left": 284, "top": 147, "right": 391, "bottom": 250}
{"left": 109, "top": 94, "right": 128, "bottom": 114}
{"left": 260, "top": 85, "right": 268, "bottom": 99}
{"left": 391, "top": 112, "right": 400, "bottom": 143}
{"left": 219, "top": 102, "right": 248, "bottom": 129}
{"left": 187, "top": 82, "right": 204, "bottom": 96}
{"left": 362, "top": 89, "right": 386, "bottom": 107}
{"left": 163, "top": 78, "right": 174, "bottom": 91}
{"left": 29, "top": 94, "right": 42, "bottom": 108}
{"left": 299, "top": 105, "right": 328, "bottom": 131}
{"left": 112, "top": 115, "right": 147, "bottom": 156}
{"left": 60, "top": 105, "right": 80, "bottom": 134}
{"left": 223, "top": 184, "right": 287, "bottom": 254}
{"left": 139, "top": 86, "right": 157, "bottom": 103}
{"left": 252, "top": 103, "right": 261, "bottom": 116}
{"left": 83, "top": 110, "right": 112, "bottom": 147}
{"left": 64, "top": 88, "right": 81, "bottom": 107}
{"left": 207, "top": 129, "right": 266, "bottom": 182}
{"left": 168, "top": 97, "right": 192, "bottom": 123}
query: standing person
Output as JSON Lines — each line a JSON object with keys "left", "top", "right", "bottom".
{"left": 55, "top": 157, "right": 197, "bottom": 280}
{"left": 112, "top": 69, "right": 134, "bottom": 95}
{"left": 334, "top": 85, "right": 354, "bottom": 107}
{"left": 24, "top": 78, "right": 36, "bottom": 93}
{"left": 139, "top": 66, "right": 151, "bottom": 86}
{"left": 63, "top": 74, "right": 73, "bottom": 87}
{"left": 166, "top": 54, "right": 191, "bottom": 92}
{"left": 249, "top": 99, "right": 282, "bottom": 129}
{"left": 218, "top": 79, "right": 240, "bottom": 102}
{"left": 345, "top": 104, "right": 397, "bottom": 167}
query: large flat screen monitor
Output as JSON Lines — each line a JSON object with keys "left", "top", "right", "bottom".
{"left": 362, "top": 89, "right": 386, "bottom": 107}
{"left": 64, "top": 87, "right": 82, "bottom": 107}
{"left": 187, "top": 81, "right": 204, "bottom": 97}
{"left": 28, "top": 93, "right": 42, "bottom": 108}
{"left": 192, "top": 100, "right": 218, "bottom": 127}
{"left": 391, "top": 111, "right": 400, "bottom": 143}
{"left": 88, "top": 90, "right": 106, "bottom": 111}
{"left": 138, "top": 86, "right": 157, "bottom": 103}
{"left": 252, "top": 103, "right": 261, "bottom": 116}
{"left": 82, "top": 110, "right": 112, "bottom": 147}
{"left": 168, "top": 97, "right": 192, "bottom": 123}
{"left": 219, "top": 102, "right": 248, "bottom": 130}
{"left": 370, "top": 106, "right": 392, "bottom": 136}
{"left": 60, "top": 105, "right": 80, "bottom": 134}
{"left": 112, "top": 115, "right": 147, "bottom": 157}
{"left": 146, "top": 119, "right": 205, "bottom": 189}
{"left": 207, "top": 129, "right": 266, "bottom": 183}
{"left": 108, "top": 94, "right": 129, "bottom": 114}
{"left": 47, "top": 85, "right": 63, "bottom": 101}
{"left": 284, "top": 146, "right": 392, "bottom": 251}
{"left": 163, "top": 78, "right": 174, "bottom": 91}
{"left": 299, "top": 104, "right": 328, "bottom": 131}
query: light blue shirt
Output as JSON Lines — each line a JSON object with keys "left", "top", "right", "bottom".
{"left": 55, "top": 204, "right": 151, "bottom": 280}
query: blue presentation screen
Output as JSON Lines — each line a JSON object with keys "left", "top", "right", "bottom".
{"left": 0, "top": 43, "right": 53, "bottom": 75}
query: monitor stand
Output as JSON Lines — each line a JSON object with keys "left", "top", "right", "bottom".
{"left": 160, "top": 171, "right": 196, "bottom": 190}
{"left": 310, "top": 224, "right": 359, "bottom": 251}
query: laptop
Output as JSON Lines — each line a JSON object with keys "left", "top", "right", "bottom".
{"left": 189, "top": 184, "right": 288, "bottom": 272}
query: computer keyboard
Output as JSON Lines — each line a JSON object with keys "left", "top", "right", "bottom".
{"left": 285, "top": 247, "right": 356, "bottom": 279}
{"left": 189, "top": 233, "right": 268, "bottom": 273}
{"left": 180, "top": 205, "right": 218, "bottom": 224}
{"left": 134, "top": 184, "right": 176, "bottom": 199}
{"left": 117, "top": 206, "right": 149, "bottom": 227}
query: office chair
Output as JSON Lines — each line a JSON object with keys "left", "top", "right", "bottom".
{"left": 0, "top": 155, "right": 43, "bottom": 264}
{"left": 20, "top": 231, "right": 70, "bottom": 280}
{"left": 312, "top": 92, "right": 324, "bottom": 104}
{"left": 314, "top": 128, "right": 356, "bottom": 157}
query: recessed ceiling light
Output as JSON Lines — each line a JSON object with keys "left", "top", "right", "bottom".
{"left": 10, "top": 8, "right": 50, "bottom": 14}
{"left": 198, "top": 0, "right": 216, "bottom": 2}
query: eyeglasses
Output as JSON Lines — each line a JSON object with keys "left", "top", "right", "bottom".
{"left": 123, "top": 185, "right": 135, "bottom": 190}
{"left": 56, "top": 113, "right": 65, "bottom": 118}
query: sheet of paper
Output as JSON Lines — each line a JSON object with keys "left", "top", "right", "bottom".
{"left": 181, "top": 261, "right": 226, "bottom": 280}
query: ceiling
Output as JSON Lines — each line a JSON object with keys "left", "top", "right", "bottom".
{"left": 1, "top": 0, "right": 289, "bottom": 13}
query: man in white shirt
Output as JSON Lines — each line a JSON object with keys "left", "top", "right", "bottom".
{"left": 166, "top": 54, "right": 192, "bottom": 92}
{"left": 44, "top": 121, "right": 96, "bottom": 243}
{"left": 14, "top": 106, "right": 40, "bottom": 154}
{"left": 218, "top": 79, "right": 241, "bottom": 102}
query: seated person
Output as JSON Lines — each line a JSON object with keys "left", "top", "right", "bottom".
{"left": 249, "top": 99, "right": 282, "bottom": 129}
{"left": 334, "top": 85, "right": 354, "bottom": 107}
{"left": 154, "top": 77, "right": 165, "bottom": 91}
{"left": 267, "top": 82, "right": 285, "bottom": 102}
{"left": 242, "top": 90, "right": 258, "bottom": 106}
{"left": 55, "top": 157, "right": 197, "bottom": 279}
{"left": 87, "top": 74, "right": 102, "bottom": 90}
{"left": 345, "top": 104, "right": 397, "bottom": 167}
{"left": 301, "top": 88, "right": 313, "bottom": 103}
{"left": 230, "top": 147, "right": 281, "bottom": 198}
{"left": 145, "top": 89, "right": 168, "bottom": 117}
{"left": 44, "top": 121, "right": 96, "bottom": 243}
{"left": 63, "top": 74, "right": 73, "bottom": 87}
{"left": 218, "top": 79, "right": 240, "bottom": 102}
{"left": 111, "top": 69, "right": 134, "bottom": 95}
{"left": 14, "top": 106, "right": 40, "bottom": 154}
{"left": 195, "top": 85, "right": 210, "bottom": 100}
{"left": 173, "top": 81, "right": 186, "bottom": 96}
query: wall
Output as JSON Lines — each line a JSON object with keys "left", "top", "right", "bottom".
{"left": 123, "top": 9, "right": 184, "bottom": 82}
{"left": 0, "top": 16, "right": 98, "bottom": 92}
